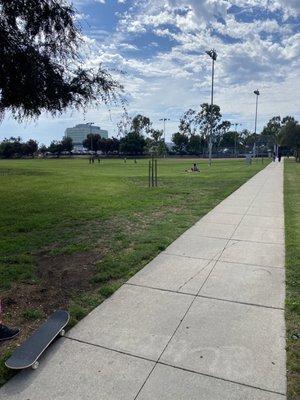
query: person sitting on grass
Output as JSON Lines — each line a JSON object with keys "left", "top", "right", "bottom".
{"left": 185, "top": 163, "right": 200, "bottom": 173}
{"left": 0, "top": 301, "right": 20, "bottom": 341}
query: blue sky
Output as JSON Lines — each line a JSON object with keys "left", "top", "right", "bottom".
{"left": 1, "top": 0, "right": 300, "bottom": 144}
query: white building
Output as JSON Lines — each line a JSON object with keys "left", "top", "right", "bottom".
{"left": 65, "top": 124, "right": 109, "bottom": 151}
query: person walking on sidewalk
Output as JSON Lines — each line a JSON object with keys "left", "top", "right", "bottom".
{"left": 278, "top": 148, "right": 282, "bottom": 162}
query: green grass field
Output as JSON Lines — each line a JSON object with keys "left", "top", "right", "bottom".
{"left": 0, "top": 157, "right": 268, "bottom": 385}
{"left": 284, "top": 159, "right": 300, "bottom": 399}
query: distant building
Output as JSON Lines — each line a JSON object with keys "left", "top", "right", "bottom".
{"left": 65, "top": 124, "right": 108, "bottom": 151}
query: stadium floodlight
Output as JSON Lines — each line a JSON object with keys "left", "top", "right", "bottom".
{"left": 159, "top": 118, "right": 170, "bottom": 158}
{"left": 206, "top": 49, "right": 217, "bottom": 166}
{"left": 253, "top": 90, "right": 260, "bottom": 158}
{"left": 206, "top": 49, "right": 217, "bottom": 61}
{"left": 159, "top": 118, "right": 170, "bottom": 142}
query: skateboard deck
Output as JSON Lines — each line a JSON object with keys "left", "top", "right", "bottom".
{"left": 5, "top": 310, "right": 70, "bottom": 370}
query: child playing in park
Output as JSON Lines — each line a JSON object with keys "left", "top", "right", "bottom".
{"left": 0, "top": 301, "right": 20, "bottom": 341}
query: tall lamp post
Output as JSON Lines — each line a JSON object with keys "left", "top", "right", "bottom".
{"left": 159, "top": 117, "right": 170, "bottom": 157}
{"left": 87, "top": 122, "right": 95, "bottom": 152}
{"left": 206, "top": 49, "right": 217, "bottom": 166}
{"left": 234, "top": 123, "right": 241, "bottom": 158}
{"left": 253, "top": 90, "right": 260, "bottom": 158}
{"left": 159, "top": 118, "right": 170, "bottom": 142}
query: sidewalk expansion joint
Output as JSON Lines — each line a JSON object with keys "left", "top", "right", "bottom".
{"left": 65, "top": 336, "right": 156, "bottom": 364}
{"left": 64, "top": 336, "right": 286, "bottom": 398}
{"left": 181, "top": 234, "right": 284, "bottom": 245}
{"left": 162, "top": 251, "right": 285, "bottom": 270}
{"left": 125, "top": 282, "right": 284, "bottom": 310}
{"left": 158, "top": 361, "right": 287, "bottom": 397}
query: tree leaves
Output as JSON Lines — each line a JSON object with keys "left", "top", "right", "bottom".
{"left": 0, "top": 0, "right": 123, "bottom": 121}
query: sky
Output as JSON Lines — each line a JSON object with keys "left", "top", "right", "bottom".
{"left": 0, "top": 0, "right": 300, "bottom": 144}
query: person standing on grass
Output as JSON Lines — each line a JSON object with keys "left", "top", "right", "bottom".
{"left": 0, "top": 301, "right": 20, "bottom": 341}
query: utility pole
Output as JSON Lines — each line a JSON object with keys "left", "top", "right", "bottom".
{"left": 253, "top": 90, "right": 260, "bottom": 158}
{"left": 206, "top": 49, "right": 217, "bottom": 166}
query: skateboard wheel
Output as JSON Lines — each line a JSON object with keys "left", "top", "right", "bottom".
{"left": 60, "top": 329, "right": 65, "bottom": 337}
{"left": 32, "top": 361, "right": 39, "bottom": 370}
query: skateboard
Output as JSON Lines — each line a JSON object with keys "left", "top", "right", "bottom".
{"left": 5, "top": 310, "right": 70, "bottom": 370}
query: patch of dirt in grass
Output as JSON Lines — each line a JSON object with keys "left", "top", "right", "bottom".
{"left": 37, "top": 250, "right": 99, "bottom": 293}
{"left": 0, "top": 249, "right": 102, "bottom": 360}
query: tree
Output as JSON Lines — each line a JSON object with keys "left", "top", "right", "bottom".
{"left": 194, "top": 103, "right": 222, "bottom": 144}
{"left": 217, "top": 121, "right": 231, "bottom": 142}
{"left": 261, "top": 116, "right": 282, "bottom": 142}
{"left": 279, "top": 120, "right": 300, "bottom": 161}
{"left": 282, "top": 116, "right": 296, "bottom": 126}
{"left": 97, "top": 138, "right": 119, "bottom": 155}
{"left": 39, "top": 144, "right": 48, "bottom": 156}
{"left": 179, "top": 109, "right": 197, "bottom": 136}
{"left": 150, "top": 128, "right": 163, "bottom": 144}
{"left": 176, "top": 104, "right": 226, "bottom": 156}
{"left": 109, "top": 137, "right": 120, "bottom": 154}
{"left": 172, "top": 132, "right": 189, "bottom": 154}
{"left": 0, "top": 0, "right": 122, "bottom": 121}
{"left": 61, "top": 136, "right": 73, "bottom": 155}
{"left": 261, "top": 116, "right": 296, "bottom": 144}
{"left": 118, "top": 114, "right": 151, "bottom": 156}
{"left": 23, "top": 139, "right": 38, "bottom": 157}
{"left": 187, "top": 134, "right": 203, "bottom": 155}
{"left": 48, "top": 140, "right": 63, "bottom": 157}
{"left": 219, "top": 131, "right": 237, "bottom": 148}
{"left": 146, "top": 129, "right": 166, "bottom": 156}
{"left": 131, "top": 115, "right": 151, "bottom": 136}
{"left": 240, "top": 129, "right": 255, "bottom": 149}
{"left": 0, "top": 137, "right": 23, "bottom": 158}
{"left": 82, "top": 134, "right": 102, "bottom": 152}
{"left": 119, "top": 132, "right": 146, "bottom": 156}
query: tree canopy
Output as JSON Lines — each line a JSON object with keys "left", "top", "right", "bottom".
{"left": 279, "top": 120, "right": 300, "bottom": 161}
{"left": 172, "top": 131, "right": 189, "bottom": 154}
{"left": 0, "top": 137, "right": 38, "bottom": 158}
{"left": 0, "top": 0, "right": 123, "bottom": 121}
{"left": 171, "top": 104, "right": 231, "bottom": 155}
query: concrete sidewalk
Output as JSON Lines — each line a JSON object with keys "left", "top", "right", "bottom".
{"left": 1, "top": 162, "right": 286, "bottom": 399}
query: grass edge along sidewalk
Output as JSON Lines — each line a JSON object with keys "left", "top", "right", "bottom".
{"left": 284, "top": 159, "right": 300, "bottom": 400}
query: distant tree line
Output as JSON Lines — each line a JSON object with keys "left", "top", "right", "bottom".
{"left": 0, "top": 136, "right": 73, "bottom": 158}
{"left": 83, "top": 114, "right": 167, "bottom": 157}
{"left": 0, "top": 137, "right": 38, "bottom": 158}
{"left": 261, "top": 116, "right": 300, "bottom": 161}
{"left": 1, "top": 111, "right": 299, "bottom": 160}
{"left": 170, "top": 105, "right": 300, "bottom": 159}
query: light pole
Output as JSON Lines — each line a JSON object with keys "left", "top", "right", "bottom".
{"left": 234, "top": 123, "right": 241, "bottom": 158}
{"left": 253, "top": 90, "right": 260, "bottom": 158}
{"left": 87, "top": 122, "right": 95, "bottom": 152}
{"left": 159, "top": 118, "right": 170, "bottom": 142}
{"left": 159, "top": 117, "right": 170, "bottom": 158}
{"left": 206, "top": 49, "right": 217, "bottom": 166}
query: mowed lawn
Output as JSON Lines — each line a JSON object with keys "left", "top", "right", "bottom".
{"left": 284, "top": 159, "right": 300, "bottom": 399}
{"left": 0, "top": 157, "right": 267, "bottom": 384}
